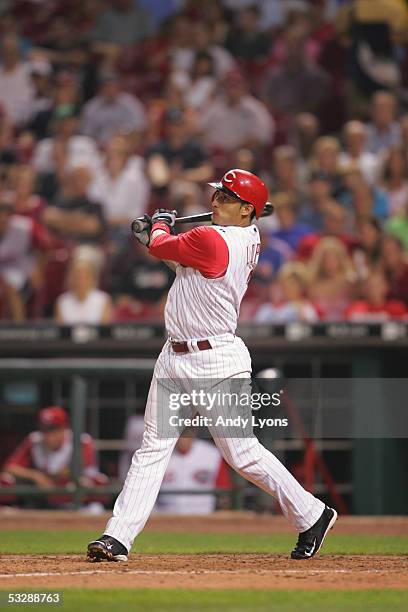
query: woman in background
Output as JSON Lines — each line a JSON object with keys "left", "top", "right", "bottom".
{"left": 255, "top": 261, "right": 319, "bottom": 323}
{"left": 353, "top": 216, "right": 383, "bottom": 281}
{"left": 55, "top": 251, "right": 112, "bottom": 324}
{"left": 308, "top": 237, "right": 357, "bottom": 320}
{"left": 380, "top": 146, "right": 408, "bottom": 216}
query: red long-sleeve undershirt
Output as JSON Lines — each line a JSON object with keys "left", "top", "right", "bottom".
{"left": 148, "top": 223, "right": 229, "bottom": 278}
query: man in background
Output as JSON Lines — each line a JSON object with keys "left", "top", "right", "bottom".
{"left": 0, "top": 406, "right": 107, "bottom": 509}
{"left": 119, "top": 423, "right": 231, "bottom": 515}
{"left": 157, "top": 431, "right": 231, "bottom": 515}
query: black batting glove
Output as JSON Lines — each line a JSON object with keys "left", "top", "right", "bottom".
{"left": 151, "top": 209, "right": 177, "bottom": 234}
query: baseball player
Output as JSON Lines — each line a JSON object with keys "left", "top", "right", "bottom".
{"left": 1, "top": 406, "right": 107, "bottom": 507}
{"left": 87, "top": 169, "right": 337, "bottom": 562}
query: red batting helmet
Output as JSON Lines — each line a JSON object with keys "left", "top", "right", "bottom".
{"left": 209, "top": 169, "right": 268, "bottom": 218}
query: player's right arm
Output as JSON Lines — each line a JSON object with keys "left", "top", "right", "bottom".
{"left": 5, "top": 464, "right": 54, "bottom": 487}
{"left": 132, "top": 212, "right": 178, "bottom": 271}
{"left": 3, "top": 436, "right": 54, "bottom": 488}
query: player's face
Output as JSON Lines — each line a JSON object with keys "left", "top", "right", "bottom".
{"left": 211, "top": 189, "right": 252, "bottom": 226}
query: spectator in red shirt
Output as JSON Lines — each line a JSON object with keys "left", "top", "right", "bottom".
{"left": 297, "top": 201, "right": 356, "bottom": 260}
{"left": 7, "top": 165, "right": 46, "bottom": 222}
{"left": 345, "top": 271, "right": 407, "bottom": 322}
{"left": 0, "top": 406, "right": 108, "bottom": 509}
{"left": 380, "top": 234, "right": 408, "bottom": 306}
{"left": 0, "top": 197, "right": 52, "bottom": 310}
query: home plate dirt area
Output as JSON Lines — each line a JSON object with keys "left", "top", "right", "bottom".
{"left": 1, "top": 512, "right": 407, "bottom": 591}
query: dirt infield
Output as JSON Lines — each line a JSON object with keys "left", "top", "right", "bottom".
{"left": 1, "top": 512, "right": 408, "bottom": 591}
{"left": 1, "top": 554, "right": 407, "bottom": 591}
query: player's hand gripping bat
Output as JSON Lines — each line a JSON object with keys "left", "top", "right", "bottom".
{"left": 131, "top": 202, "right": 274, "bottom": 236}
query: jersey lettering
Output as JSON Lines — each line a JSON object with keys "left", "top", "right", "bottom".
{"left": 246, "top": 242, "right": 261, "bottom": 285}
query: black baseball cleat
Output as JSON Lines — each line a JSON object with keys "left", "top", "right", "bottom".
{"left": 291, "top": 506, "right": 337, "bottom": 560}
{"left": 87, "top": 535, "right": 128, "bottom": 562}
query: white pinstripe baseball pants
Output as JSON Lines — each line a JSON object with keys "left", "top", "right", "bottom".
{"left": 105, "top": 336, "right": 325, "bottom": 551}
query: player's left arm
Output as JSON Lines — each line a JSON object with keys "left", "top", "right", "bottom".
{"left": 79, "top": 433, "right": 109, "bottom": 485}
{"left": 149, "top": 214, "right": 229, "bottom": 278}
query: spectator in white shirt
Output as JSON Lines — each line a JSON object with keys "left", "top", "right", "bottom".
{"left": 171, "top": 51, "right": 217, "bottom": 112}
{"left": 81, "top": 73, "right": 146, "bottom": 145}
{"left": 0, "top": 198, "right": 51, "bottom": 308}
{"left": 157, "top": 433, "right": 231, "bottom": 515}
{"left": 339, "top": 120, "right": 380, "bottom": 185}
{"left": 365, "top": 91, "right": 401, "bottom": 154}
{"left": 89, "top": 135, "right": 150, "bottom": 228}
{"left": 55, "top": 254, "right": 112, "bottom": 324}
{"left": 0, "top": 34, "right": 34, "bottom": 126}
{"left": 255, "top": 261, "right": 319, "bottom": 323}
{"left": 119, "top": 421, "right": 231, "bottom": 514}
{"left": 198, "top": 70, "right": 274, "bottom": 152}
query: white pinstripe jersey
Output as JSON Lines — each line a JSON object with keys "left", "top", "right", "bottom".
{"left": 165, "top": 224, "right": 261, "bottom": 341}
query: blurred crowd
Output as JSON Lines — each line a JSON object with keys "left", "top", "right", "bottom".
{"left": 1, "top": 0, "right": 408, "bottom": 323}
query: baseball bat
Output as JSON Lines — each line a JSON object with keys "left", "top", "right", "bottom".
{"left": 131, "top": 202, "right": 274, "bottom": 235}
